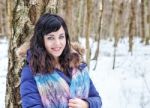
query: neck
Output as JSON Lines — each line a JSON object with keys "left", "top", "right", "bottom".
{"left": 54, "top": 56, "right": 59, "bottom": 62}
{"left": 54, "top": 57, "right": 64, "bottom": 72}
{"left": 54, "top": 58, "right": 60, "bottom": 69}
{"left": 55, "top": 63, "right": 60, "bottom": 69}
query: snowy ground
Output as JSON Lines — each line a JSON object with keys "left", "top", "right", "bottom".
{"left": 0, "top": 37, "right": 8, "bottom": 108}
{"left": 88, "top": 38, "right": 150, "bottom": 108}
{"left": 0, "top": 37, "right": 150, "bottom": 108}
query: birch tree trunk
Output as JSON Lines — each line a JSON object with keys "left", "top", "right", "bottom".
{"left": 5, "top": 0, "right": 57, "bottom": 107}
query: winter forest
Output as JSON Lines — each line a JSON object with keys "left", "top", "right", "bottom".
{"left": 0, "top": 0, "right": 150, "bottom": 108}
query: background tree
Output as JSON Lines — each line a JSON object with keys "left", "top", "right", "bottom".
{"left": 0, "top": 0, "right": 8, "bottom": 37}
{"left": 141, "top": 0, "right": 145, "bottom": 43}
{"left": 144, "top": 0, "right": 150, "bottom": 45}
{"left": 92, "top": 0, "right": 103, "bottom": 70}
{"left": 128, "top": 0, "right": 136, "bottom": 53}
{"left": 112, "top": 0, "right": 123, "bottom": 69}
{"left": 86, "top": 0, "right": 92, "bottom": 66}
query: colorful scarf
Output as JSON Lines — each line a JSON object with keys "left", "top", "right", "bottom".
{"left": 34, "top": 66, "right": 90, "bottom": 108}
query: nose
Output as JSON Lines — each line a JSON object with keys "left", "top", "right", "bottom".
{"left": 54, "top": 38, "right": 60, "bottom": 45}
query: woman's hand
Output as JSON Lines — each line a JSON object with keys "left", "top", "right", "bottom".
{"left": 68, "top": 98, "right": 89, "bottom": 108}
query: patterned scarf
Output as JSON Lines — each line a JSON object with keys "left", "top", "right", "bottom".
{"left": 34, "top": 66, "right": 90, "bottom": 108}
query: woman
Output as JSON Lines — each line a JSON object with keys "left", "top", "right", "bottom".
{"left": 20, "top": 13, "right": 102, "bottom": 108}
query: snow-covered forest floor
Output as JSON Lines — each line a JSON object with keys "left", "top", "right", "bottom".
{"left": 0, "top": 37, "right": 150, "bottom": 108}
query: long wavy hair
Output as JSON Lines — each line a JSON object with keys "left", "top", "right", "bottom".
{"left": 30, "top": 13, "right": 71, "bottom": 74}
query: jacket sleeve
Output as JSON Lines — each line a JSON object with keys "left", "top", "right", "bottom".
{"left": 84, "top": 79, "right": 102, "bottom": 108}
{"left": 20, "top": 65, "right": 43, "bottom": 108}
{"left": 79, "top": 63, "right": 102, "bottom": 108}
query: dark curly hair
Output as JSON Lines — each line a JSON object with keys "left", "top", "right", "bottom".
{"left": 30, "top": 13, "right": 71, "bottom": 74}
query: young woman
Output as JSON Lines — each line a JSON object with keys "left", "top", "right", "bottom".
{"left": 20, "top": 13, "right": 102, "bottom": 108}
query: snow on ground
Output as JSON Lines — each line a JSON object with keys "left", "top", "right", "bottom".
{"left": 0, "top": 37, "right": 150, "bottom": 108}
{"left": 0, "top": 37, "right": 8, "bottom": 108}
{"left": 89, "top": 38, "right": 150, "bottom": 108}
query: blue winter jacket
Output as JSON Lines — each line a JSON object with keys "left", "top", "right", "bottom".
{"left": 20, "top": 52, "right": 102, "bottom": 108}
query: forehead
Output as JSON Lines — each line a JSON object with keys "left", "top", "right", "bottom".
{"left": 48, "top": 26, "right": 65, "bottom": 35}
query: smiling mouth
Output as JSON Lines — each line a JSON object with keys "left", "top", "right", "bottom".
{"left": 52, "top": 47, "right": 61, "bottom": 51}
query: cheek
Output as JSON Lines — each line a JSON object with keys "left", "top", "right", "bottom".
{"left": 44, "top": 41, "right": 51, "bottom": 50}
{"left": 63, "top": 39, "right": 67, "bottom": 46}
{"left": 64, "top": 40, "right": 66, "bottom": 46}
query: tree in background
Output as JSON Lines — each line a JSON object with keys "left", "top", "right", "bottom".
{"left": 92, "top": 0, "right": 103, "bottom": 70}
{"left": 144, "top": 0, "right": 150, "bottom": 45}
{"left": 0, "top": 0, "right": 9, "bottom": 37}
{"left": 128, "top": 0, "right": 136, "bottom": 53}
{"left": 141, "top": 0, "right": 145, "bottom": 43}
{"left": 113, "top": 0, "right": 123, "bottom": 69}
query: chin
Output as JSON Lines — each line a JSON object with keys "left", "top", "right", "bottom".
{"left": 53, "top": 54, "right": 62, "bottom": 58}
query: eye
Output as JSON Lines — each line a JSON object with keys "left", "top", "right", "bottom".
{"left": 47, "top": 36, "right": 54, "bottom": 40}
{"left": 59, "top": 35, "right": 65, "bottom": 39}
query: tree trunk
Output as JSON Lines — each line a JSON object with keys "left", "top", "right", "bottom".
{"left": 0, "top": 0, "right": 2, "bottom": 35}
{"left": 65, "top": 0, "right": 73, "bottom": 40}
{"left": 86, "top": 0, "right": 92, "bottom": 67}
{"left": 72, "top": 0, "right": 79, "bottom": 41}
{"left": 5, "top": 0, "right": 58, "bottom": 107}
{"left": 109, "top": 0, "right": 115, "bottom": 39}
{"left": 148, "top": 0, "right": 150, "bottom": 45}
{"left": 0, "top": 0, "right": 8, "bottom": 36}
{"left": 92, "top": 0, "right": 103, "bottom": 70}
{"left": 136, "top": 1, "right": 141, "bottom": 37}
{"left": 77, "top": 0, "right": 84, "bottom": 39}
{"left": 83, "top": 0, "right": 87, "bottom": 38}
{"left": 6, "top": 0, "right": 13, "bottom": 37}
{"left": 128, "top": 0, "right": 136, "bottom": 53}
{"left": 141, "top": 0, "right": 145, "bottom": 43}
{"left": 145, "top": 0, "right": 150, "bottom": 45}
{"left": 79, "top": 0, "right": 85, "bottom": 38}
{"left": 113, "top": 0, "right": 123, "bottom": 69}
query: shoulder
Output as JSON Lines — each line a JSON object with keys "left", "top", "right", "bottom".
{"left": 78, "top": 62, "right": 88, "bottom": 71}
{"left": 20, "top": 66, "right": 44, "bottom": 108}
{"left": 21, "top": 65, "right": 34, "bottom": 83}
{"left": 76, "top": 63, "right": 90, "bottom": 76}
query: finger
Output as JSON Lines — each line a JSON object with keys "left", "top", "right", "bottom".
{"left": 68, "top": 102, "right": 76, "bottom": 107}
{"left": 69, "top": 99, "right": 77, "bottom": 104}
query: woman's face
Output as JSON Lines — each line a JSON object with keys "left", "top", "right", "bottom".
{"left": 44, "top": 26, "right": 66, "bottom": 60}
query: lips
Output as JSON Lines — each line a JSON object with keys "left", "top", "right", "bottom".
{"left": 52, "top": 47, "right": 61, "bottom": 51}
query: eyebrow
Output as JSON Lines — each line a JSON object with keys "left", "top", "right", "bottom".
{"left": 48, "top": 34, "right": 54, "bottom": 37}
{"left": 59, "top": 33, "right": 65, "bottom": 36}
{"left": 48, "top": 33, "right": 65, "bottom": 37}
